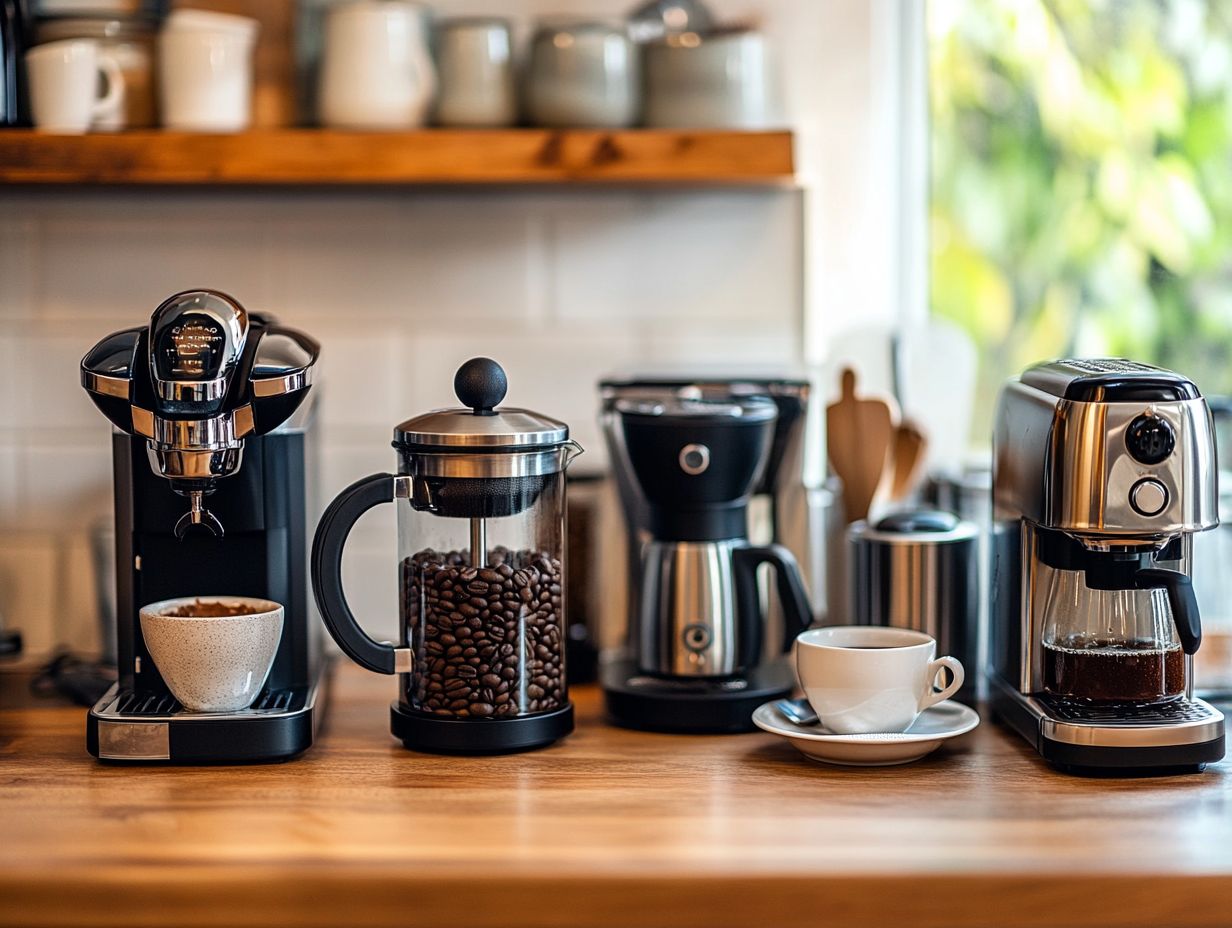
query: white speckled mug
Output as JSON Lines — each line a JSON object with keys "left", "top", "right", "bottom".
{"left": 140, "top": 597, "right": 283, "bottom": 712}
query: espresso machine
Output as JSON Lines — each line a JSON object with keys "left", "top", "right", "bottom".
{"left": 991, "top": 358, "right": 1225, "bottom": 772}
{"left": 80, "top": 289, "right": 326, "bottom": 763}
{"left": 600, "top": 390, "right": 813, "bottom": 732}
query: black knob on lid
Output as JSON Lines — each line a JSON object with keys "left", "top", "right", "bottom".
{"left": 454, "top": 357, "right": 508, "bottom": 415}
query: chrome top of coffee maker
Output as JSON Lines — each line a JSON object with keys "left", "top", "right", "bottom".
{"left": 990, "top": 358, "right": 1224, "bottom": 772}
{"left": 81, "top": 290, "right": 319, "bottom": 538}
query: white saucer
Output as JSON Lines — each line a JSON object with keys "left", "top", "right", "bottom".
{"left": 752, "top": 699, "right": 980, "bottom": 767}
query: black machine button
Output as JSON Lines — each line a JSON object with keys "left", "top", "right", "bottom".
{"left": 682, "top": 623, "right": 712, "bottom": 652}
{"left": 1125, "top": 414, "right": 1175, "bottom": 465}
{"left": 1130, "top": 478, "right": 1169, "bottom": 517}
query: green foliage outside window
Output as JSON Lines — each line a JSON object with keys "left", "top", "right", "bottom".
{"left": 930, "top": 0, "right": 1232, "bottom": 437}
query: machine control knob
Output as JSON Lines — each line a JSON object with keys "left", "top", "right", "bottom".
{"left": 682, "top": 623, "right": 712, "bottom": 652}
{"left": 1125, "top": 414, "right": 1175, "bottom": 465}
{"left": 678, "top": 443, "right": 710, "bottom": 475}
{"left": 1130, "top": 478, "right": 1169, "bottom": 517}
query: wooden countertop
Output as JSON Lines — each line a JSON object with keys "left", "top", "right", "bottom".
{"left": 3, "top": 663, "right": 1232, "bottom": 928}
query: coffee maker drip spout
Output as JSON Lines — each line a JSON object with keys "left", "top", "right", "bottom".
{"left": 470, "top": 518, "right": 487, "bottom": 569}
{"left": 174, "top": 489, "right": 224, "bottom": 539}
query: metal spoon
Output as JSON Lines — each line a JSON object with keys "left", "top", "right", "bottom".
{"left": 774, "top": 697, "right": 819, "bottom": 726}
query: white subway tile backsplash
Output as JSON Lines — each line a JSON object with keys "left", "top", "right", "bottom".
{"left": 0, "top": 215, "right": 37, "bottom": 319}
{"left": 270, "top": 193, "right": 539, "bottom": 321}
{"left": 551, "top": 191, "right": 802, "bottom": 325}
{"left": 37, "top": 215, "right": 271, "bottom": 319}
{"left": 18, "top": 441, "right": 113, "bottom": 531}
{"left": 341, "top": 548, "right": 399, "bottom": 643}
{"left": 314, "top": 331, "right": 407, "bottom": 429}
{"left": 7, "top": 332, "right": 112, "bottom": 431}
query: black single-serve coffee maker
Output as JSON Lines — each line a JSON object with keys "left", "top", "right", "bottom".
{"left": 601, "top": 395, "right": 814, "bottom": 732}
{"left": 80, "top": 289, "right": 326, "bottom": 763}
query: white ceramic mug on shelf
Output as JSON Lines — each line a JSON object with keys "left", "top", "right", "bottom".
{"left": 796, "top": 626, "right": 965, "bottom": 734}
{"left": 318, "top": 0, "right": 436, "bottom": 130}
{"left": 26, "top": 39, "right": 124, "bottom": 134}
{"left": 158, "top": 9, "right": 259, "bottom": 132}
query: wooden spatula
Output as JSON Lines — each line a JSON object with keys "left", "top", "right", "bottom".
{"left": 889, "top": 420, "right": 928, "bottom": 502}
{"left": 826, "top": 368, "right": 894, "bottom": 523}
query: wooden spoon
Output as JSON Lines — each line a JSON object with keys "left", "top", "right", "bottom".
{"left": 889, "top": 420, "right": 928, "bottom": 502}
{"left": 826, "top": 368, "right": 894, "bottom": 523}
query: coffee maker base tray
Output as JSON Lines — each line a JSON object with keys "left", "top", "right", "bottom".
{"left": 390, "top": 702, "right": 574, "bottom": 754}
{"left": 990, "top": 676, "right": 1226, "bottom": 774}
{"left": 602, "top": 658, "right": 795, "bottom": 734}
{"left": 87, "top": 669, "right": 329, "bottom": 764}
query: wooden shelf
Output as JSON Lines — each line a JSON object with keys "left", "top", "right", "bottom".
{"left": 0, "top": 128, "right": 795, "bottom": 186}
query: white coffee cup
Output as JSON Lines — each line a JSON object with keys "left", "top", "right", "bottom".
{"left": 140, "top": 596, "right": 283, "bottom": 713}
{"left": 26, "top": 39, "right": 124, "bottom": 135}
{"left": 434, "top": 17, "right": 516, "bottom": 128}
{"left": 159, "top": 10, "right": 259, "bottom": 132}
{"left": 318, "top": 0, "right": 436, "bottom": 130}
{"left": 796, "top": 626, "right": 965, "bottom": 734}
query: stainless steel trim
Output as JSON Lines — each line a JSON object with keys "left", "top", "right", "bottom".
{"left": 638, "top": 539, "right": 740, "bottom": 677}
{"left": 990, "top": 673, "right": 1226, "bottom": 749}
{"left": 402, "top": 448, "right": 572, "bottom": 478}
{"left": 81, "top": 369, "right": 131, "bottom": 399}
{"left": 131, "top": 406, "right": 155, "bottom": 438}
{"left": 850, "top": 521, "right": 979, "bottom": 545}
{"left": 233, "top": 404, "right": 255, "bottom": 438}
{"left": 394, "top": 475, "right": 413, "bottom": 498}
{"left": 152, "top": 414, "right": 243, "bottom": 451}
{"left": 97, "top": 720, "right": 170, "bottom": 761}
{"left": 154, "top": 377, "right": 227, "bottom": 403}
{"left": 91, "top": 674, "right": 324, "bottom": 724}
{"left": 147, "top": 446, "right": 243, "bottom": 480}
{"left": 252, "top": 368, "right": 312, "bottom": 397}
{"left": 394, "top": 648, "right": 413, "bottom": 673}
{"left": 1035, "top": 697, "right": 1224, "bottom": 747}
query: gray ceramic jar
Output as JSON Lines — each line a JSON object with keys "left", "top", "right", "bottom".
{"left": 525, "top": 19, "right": 640, "bottom": 128}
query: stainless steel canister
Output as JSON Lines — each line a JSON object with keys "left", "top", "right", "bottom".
{"left": 847, "top": 510, "right": 980, "bottom": 704}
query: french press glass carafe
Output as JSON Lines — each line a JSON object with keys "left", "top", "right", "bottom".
{"left": 312, "top": 358, "right": 581, "bottom": 753}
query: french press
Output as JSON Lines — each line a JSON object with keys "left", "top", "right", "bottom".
{"left": 312, "top": 358, "right": 582, "bottom": 753}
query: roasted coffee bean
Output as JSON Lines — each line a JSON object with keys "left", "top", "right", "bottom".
{"left": 402, "top": 546, "right": 567, "bottom": 719}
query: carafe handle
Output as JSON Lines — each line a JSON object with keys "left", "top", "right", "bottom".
{"left": 1135, "top": 567, "right": 1202, "bottom": 655}
{"left": 311, "top": 472, "right": 408, "bottom": 674}
{"left": 732, "top": 543, "right": 815, "bottom": 667}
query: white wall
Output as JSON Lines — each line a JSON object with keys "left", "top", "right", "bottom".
{"left": 0, "top": 0, "right": 910, "bottom": 651}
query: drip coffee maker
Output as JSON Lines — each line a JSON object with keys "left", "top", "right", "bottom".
{"left": 600, "top": 393, "right": 813, "bottom": 732}
{"left": 312, "top": 358, "right": 582, "bottom": 753}
{"left": 991, "top": 358, "right": 1225, "bottom": 772}
{"left": 80, "top": 289, "right": 326, "bottom": 763}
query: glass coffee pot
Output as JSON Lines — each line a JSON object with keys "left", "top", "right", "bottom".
{"left": 1040, "top": 548, "right": 1202, "bottom": 705}
{"left": 312, "top": 358, "right": 581, "bottom": 753}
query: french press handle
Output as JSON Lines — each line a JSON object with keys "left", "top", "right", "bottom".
{"left": 732, "top": 543, "right": 815, "bottom": 667}
{"left": 1135, "top": 567, "right": 1202, "bottom": 655}
{"left": 311, "top": 472, "right": 409, "bottom": 675}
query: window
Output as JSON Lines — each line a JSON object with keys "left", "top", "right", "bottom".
{"left": 929, "top": 0, "right": 1232, "bottom": 436}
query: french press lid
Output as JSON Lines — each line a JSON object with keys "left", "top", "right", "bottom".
{"left": 393, "top": 357, "right": 569, "bottom": 451}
